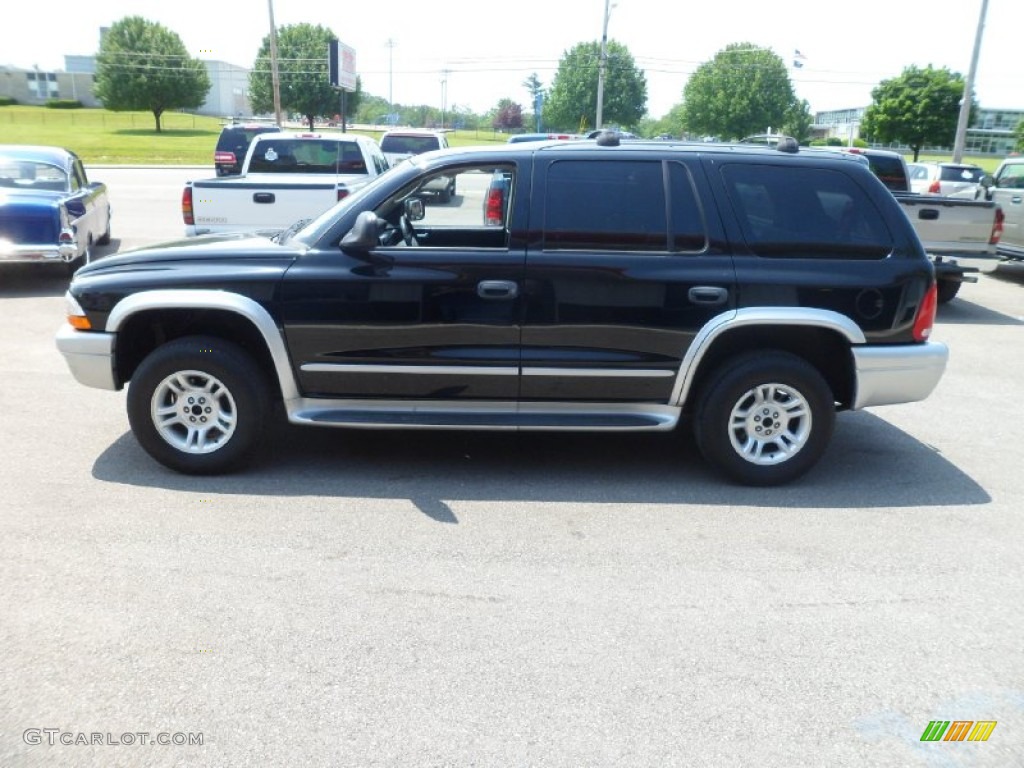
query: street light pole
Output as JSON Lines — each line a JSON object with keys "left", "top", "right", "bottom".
{"left": 267, "top": 0, "right": 283, "bottom": 127}
{"left": 386, "top": 38, "right": 396, "bottom": 125}
{"left": 952, "top": 0, "right": 988, "bottom": 163}
{"left": 595, "top": 0, "right": 611, "bottom": 131}
{"left": 440, "top": 69, "right": 449, "bottom": 130}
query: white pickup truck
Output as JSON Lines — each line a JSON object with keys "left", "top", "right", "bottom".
{"left": 182, "top": 132, "right": 389, "bottom": 236}
{"left": 844, "top": 147, "right": 1004, "bottom": 302}
{"left": 987, "top": 156, "right": 1024, "bottom": 261}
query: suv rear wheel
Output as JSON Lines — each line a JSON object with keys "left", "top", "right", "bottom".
{"left": 127, "top": 336, "right": 269, "bottom": 474}
{"left": 694, "top": 351, "right": 834, "bottom": 486}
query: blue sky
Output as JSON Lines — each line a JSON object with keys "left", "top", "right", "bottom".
{"left": 4, "top": 0, "right": 1020, "bottom": 118}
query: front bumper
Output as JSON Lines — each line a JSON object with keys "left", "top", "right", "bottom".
{"left": 852, "top": 342, "right": 949, "bottom": 410}
{"left": 55, "top": 325, "right": 119, "bottom": 390}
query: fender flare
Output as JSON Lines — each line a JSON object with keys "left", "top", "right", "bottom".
{"left": 105, "top": 289, "right": 300, "bottom": 402}
{"left": 670, "top": 307, "right": 865, "bottom": 406}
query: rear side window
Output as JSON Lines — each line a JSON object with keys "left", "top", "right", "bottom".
{"left": 722, "top": 164, "right": 893, "bottom": 260}
{"left": 543, "top": 160, "right": 706, "bottom": 253}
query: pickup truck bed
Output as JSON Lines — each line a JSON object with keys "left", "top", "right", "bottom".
{"left": 184, "top": 132, "right": 388, "bottom": 236}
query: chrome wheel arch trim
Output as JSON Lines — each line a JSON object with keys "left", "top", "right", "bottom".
{"left": 104, "top": 290, "right": 300, "bottom": 401}
{"left": 670, "top": 307, "right": 865, "bottom": 406}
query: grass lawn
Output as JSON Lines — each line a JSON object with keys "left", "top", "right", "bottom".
{"left": 0, "top": 106, "right": 1009, "bottom": 169}
{"left": 0, "top": 106, "right": 507, "bottom": 165}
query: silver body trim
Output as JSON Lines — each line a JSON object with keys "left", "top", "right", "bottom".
{"left": 670, "top": 307, "right": 866, "bottom": 406}
{"left": 851, "top": 342, "right": 948, "bottom": 409}
{"left": 300, "top": 363, "right": 674, "bottom": 379}
{"left": 287, "top": 398, "right": 681, "bottom": 431}
{"left": 523, "top": 367, "right": 675, "bottom": 378}
{"left": 301, "top": 363, "right": 519, "bottom": 376}
{"left": 55, "top": 324, "right": 118, "bottom": 390}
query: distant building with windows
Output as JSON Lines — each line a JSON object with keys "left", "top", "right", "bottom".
{"left": 1, "top": 54, "right": 252, "bottom": 118}
{"left": 814, "top": 106, "right": 1022, "bottom": 156}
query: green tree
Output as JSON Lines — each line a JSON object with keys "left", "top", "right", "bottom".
{"left": 250, "top": 24, "right": 361, "bottom": 130}
{"left": 492, "top": 99, "right": 524, "bottom": 132}
{"left": 682, "top": 43, "right": 795, "bottom": 141}
{"left": 781, "top": 98, "right": 814, "bottom": 144}
{"left": 1013, "top": 117, "right": 1024, "bottom": 151}
{"left": 860, "top": 65, "right": 970, "bottom": 161}
{"left": 93, "top": 16, "right": 210, "bottom": 132}
{"left": 543, "top": 41, "right": 647, "bottom": 132}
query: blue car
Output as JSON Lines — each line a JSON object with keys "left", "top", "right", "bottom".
{"left": 0, "top": 145, "right": 112, "bottom": 274}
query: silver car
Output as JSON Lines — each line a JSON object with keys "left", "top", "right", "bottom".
{"left": 907, "top": 161, "right": 987, "bottom": 198}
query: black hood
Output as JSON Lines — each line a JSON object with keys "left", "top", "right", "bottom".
{"left": 75, "top": 231, "right": 303, "bottom": 276}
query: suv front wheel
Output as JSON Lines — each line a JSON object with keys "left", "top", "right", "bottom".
{"left": 694, "top": 351, "right": 835, "bottom": 486}
{"left": 127, "top": 336, "right": 269, "bottom": 474}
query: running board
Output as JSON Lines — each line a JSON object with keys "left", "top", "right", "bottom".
{"left": 286, "top": 399, "right": 680, "bottom": 431}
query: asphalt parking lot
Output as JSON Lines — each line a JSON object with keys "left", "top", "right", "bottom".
{"left": 1, "top": 168, "right": 1023, "bottom": 766}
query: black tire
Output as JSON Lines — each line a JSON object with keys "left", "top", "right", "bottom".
{"left": 694, "top": 351, "right": 835, "bottom": 486}
{"left": 437, "top": 184, "right": 451, "bottom": 203}
{"left": 127, "top": 336, "right": 269, "bottom": 474}
{"left": 936, "top": 279, "right": 961, "bottom": 304}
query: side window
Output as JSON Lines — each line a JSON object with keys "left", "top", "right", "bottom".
{"left": 374, "top": 165, "right": 514, "bottom": 249}
{"left": 997, "top": 165, "right": 1024, "bottom": 189}
{"left": 668, "top": 162, "right": 707, "bottom": 252}
{"left": 722, "top": 164, "right": 893, "bottom": 260}
{"left": 543, "top": 160, "right": 667, "bottom": 252}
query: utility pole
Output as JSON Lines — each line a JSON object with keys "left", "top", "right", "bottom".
{"left": 385, "top": 38, "right": 396, "bottom": 126}
{"left": 953, "top": 0, "right": 988, "bottom": 163}
{"left": 267, "top": 0, "right": 283, "bottom": 127}
{"left": 440, "top": 69, "right": 449, "bottom": 130}
{"left": 595, "top": 0, "right": 611, "bottom": 131}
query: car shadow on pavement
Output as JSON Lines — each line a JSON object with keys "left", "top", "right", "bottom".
{"left": 936, "top": 294, "right": 1024, "bottom": 326}
{"left": 91, "top": 409, "right": 990, "bottom": 519}
{"left": 0, "top": 240, "right": 124, "bottom": 298}
{"left": 0, "top": 263, "right": 71, "bottom": 298}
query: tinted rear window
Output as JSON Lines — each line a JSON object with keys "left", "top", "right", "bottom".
{"left": 940, "top": 165, "right": 984, "bottom": 182}
{"left": 381, "top": 135, "right": 442, "bottom": 154}
{"left": 865, "top": 155, "right": 908, "bottom": 192}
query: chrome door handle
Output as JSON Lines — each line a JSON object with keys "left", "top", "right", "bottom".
{"left": 477, "top": 280, "right": 519, "bottom": 299}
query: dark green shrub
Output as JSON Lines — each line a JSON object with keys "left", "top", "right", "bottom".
{"left": 0, "top": 97, "right": 18, "bottom": 106}
{"left": 46, "top": 99, "right": 82, "bottom": 109}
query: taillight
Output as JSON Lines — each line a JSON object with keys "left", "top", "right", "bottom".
{"left": 214, "top": 151, "right": 236, "bottom": 164}
{"left": 337, "top": 188, "right": 349, "bottom": 202}
{"left": 182, "top": 186, "right": 194, "bottom": 225}
{"left": 990, "top": 206, "right": 1004, "bottom": 244}
{"left": 484, "top": 184, "right": 504, "bottom": 227}
{"left": 928, "top": 179, "right": 941, "bottom": 194}
{"left": 913, "top": 283, "right": 938, "bottom": 341}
